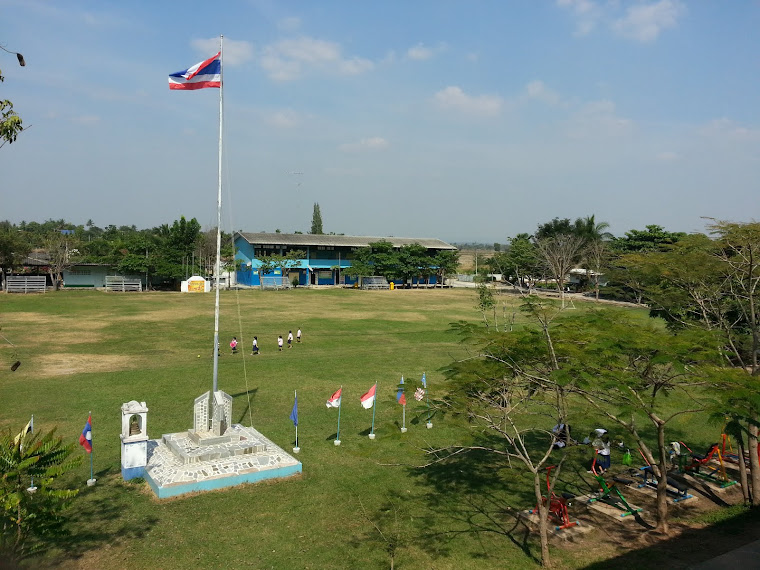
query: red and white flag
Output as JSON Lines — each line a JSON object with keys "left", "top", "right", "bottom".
{"left": 326, "top": 387, "right": 342, "bottom": 408}
{"left": 360, "top": 383, "right": 377, "bottom": 409}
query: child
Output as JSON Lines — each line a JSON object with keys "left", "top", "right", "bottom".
{"left": 230, "top": 337, "right": 238, "bottom": 354}
{"left": 278, "top": 335, "right": 283, "bottom": 351}
{"left": 297, "top": 328, "right": 302, "bottom": 343}
{"left": 287, "top": 330, "right": 293, "bottom": 349}
{"left": 252, "top": 336, "right": 259, "bottom": 355}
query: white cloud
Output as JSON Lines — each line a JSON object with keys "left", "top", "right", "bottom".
{"left": 612, "top": 0, "right": 685, "bottom": 43}
{"left": 434, "top": 86, "right": 503, "bottom": 116}
{"left": 192, "top": 37, "right": 254, "bottom": 66}
{"left": 406, "top": 43, "right": 434, "bottom": 61}
{"left": 556, "top": 0, "right": 599, "bottom": 36}
{"left": 267, "top": 110, "right": 299, "bottom": 129}
{"left": 259, "top": 36, "right": 373, "bottom": 81}
{"left": 565, "top": 100, "right": 633, "bottom": 138}
{"left": 699, "top": 118, "right": 760, "bottom": 142}
{"left": 525, "top": 80, "right": 561, "bottom": 105}
{"left": 339, "top": 137, "right": 389, "bottom": 153}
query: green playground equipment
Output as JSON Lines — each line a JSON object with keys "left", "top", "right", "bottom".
{"left": 586, "top": 453, "right": 643, "bottom": 518}
{"left": 676, "top": 441, "right": 738, "bottom": 489}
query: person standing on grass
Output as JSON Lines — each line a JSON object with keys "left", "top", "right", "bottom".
{"left": 252, "top": 336, "right": 259, "bottom": 355}
{"left": 287, "top": 330, "right": 293, "bottom": 349}
{"left": 278, "top": 335, "right": 283, "bottom": 351}
{"left": 297, "top": 328, "right": 302, "bottom": 343}
{"left": 230, "top": 337, "right": 238, "bottom": 354}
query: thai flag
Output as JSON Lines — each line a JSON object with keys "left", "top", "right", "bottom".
{"left": 360, "top": 383, "right": 377, "bottom": 409}
{"left": 326, "top": 387, "right": 342, "bottom": 408}
{"left": 168, "top": 52, "right": 221, "bottom": 90}
{"left": 79, "top": 414, "right": 92, "bottom": 453}
{"left": 397, "top": 376, "right": 406, "bottom": 406}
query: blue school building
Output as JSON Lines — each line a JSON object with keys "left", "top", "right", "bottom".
{"left": 234, "top": 232, "right": 457, "bottom": 287}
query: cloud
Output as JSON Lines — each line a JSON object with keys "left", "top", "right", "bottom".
{"left": 612, "top": 0, "right": 685, "bottom": 42}
{"left": 266, "top": 109, "right": 299, "bottom": 129}
{"left": 525, "top": 80, "right": 561, "bottom": 105}
{"left": 434, "top": 86, "right": 503, "bottom": 116}
{"left": 406, "top": 43, "right": 434, "bottom": 61}
{"left": 565, "top": 100, "right": 633, "bottom": 138}
{"left": 556, "top": 0, "right": 599, "bottom": 36}
{"left": 339, "top": 137, "right": 389, "bottom": 153}
{"left": 259, "top": 36, "right": 374, "bottom": 81}
{"left": 191, "top": 37, "right": 254, "bottom": 66}
{"left": 698, "top": 118, "right": 760, "bottom": 143}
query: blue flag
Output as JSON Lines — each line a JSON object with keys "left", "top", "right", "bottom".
{"left": 290, "top": 394, "right": 298, "bottom": 426}
{"left": 421, "top": 372, "right": 427, "bottom": 388}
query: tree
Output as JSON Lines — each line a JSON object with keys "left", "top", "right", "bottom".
{"left": 433, "top": 249, "right": 459, "bottom": 287}
{"left": 270, "top": 249, "right": 306, "bottom": 287}
{"left": 611, "top": 225, "right": 685, "bottom": 253}
{"left": 310, "top": 203, "right": 323, "bottom": 235}
{"left": 396, "top": 243, "right": 429, "bottom": 287}
{"left": 565, "top": 309, "right": 719, "bottom": 534}
{"left": 44, "top": 230, "right": 79, "bottom": 290}
{"left": 0, "top": 222, "right": 31, "bottom": 288}
{"left": 534, "top": 234, "right": 584, "bottom": 308}
{"left": 0, "top": 60, "right": 25, "bottom": 148}
{"left": 535, "top": 217, "right": 574, "bottom": 240}
{"left": 0, "top": 426, "right": 80, "bottom": 564}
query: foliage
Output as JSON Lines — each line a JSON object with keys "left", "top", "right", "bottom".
{"left": 611, "top": 225, "right": 686, "bottom": 253}
{"left": 0, "top": 68, "right": 24, "bottom": 148}
{"left": 0, "top": 428, "right": 81, "bottom": 564}
{"left": 310, "top": 203, "right": 323, "bottom": 234}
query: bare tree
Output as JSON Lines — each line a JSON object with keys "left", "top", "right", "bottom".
{"left": 534, "top": 235, "right": 584, "bottom": 308}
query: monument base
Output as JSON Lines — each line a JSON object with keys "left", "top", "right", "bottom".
{"left": 144, "top": 424, "right": 301, "bottom": 499}
{"left": 121, "top": 465, "right": 145, "bottom": 481}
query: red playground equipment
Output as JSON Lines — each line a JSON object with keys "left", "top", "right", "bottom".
{"left": 678, "top": 441, "right": 737, "bottom": 488}
{"left": 529, "top": 465, "right": 579, "bottom": 531}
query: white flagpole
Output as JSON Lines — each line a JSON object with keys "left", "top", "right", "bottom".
{"left": 212, "top": 35, "right": 224, "bottom": 394}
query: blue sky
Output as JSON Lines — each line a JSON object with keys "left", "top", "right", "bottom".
{"left": 2, "top": 0, "right": 758, "bottom": 243}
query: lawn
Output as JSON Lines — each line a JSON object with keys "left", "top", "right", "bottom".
{"left": 0, "top": 288, "right": 750, "bottom": 569}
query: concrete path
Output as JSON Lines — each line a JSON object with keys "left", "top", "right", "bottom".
{"left": 690, "top": 538, "right": 760, "bottom": 569}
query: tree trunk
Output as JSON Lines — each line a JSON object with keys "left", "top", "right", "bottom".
{"left": 655, "top": 422, "right": 670, "bottom": 534}
{"left": 533, "top": 472, "right": 552, "bottom": 568}
{"left": 749, "top": 420, "right": 760, "bottom": 506}
{"left": 736, "top": 431, "right": 751, "bottom": 504}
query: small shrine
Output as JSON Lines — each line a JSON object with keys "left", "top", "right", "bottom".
{"left": 120, "top": 400, "right": 149, "bottom": 481}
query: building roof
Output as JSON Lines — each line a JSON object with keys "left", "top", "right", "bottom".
{"left": 235, "top": 232, "right": 457, "bottom": 250}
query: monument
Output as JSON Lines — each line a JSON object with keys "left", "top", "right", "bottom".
{"left": 120, "top": 400, "right": 149, "bottom": 480}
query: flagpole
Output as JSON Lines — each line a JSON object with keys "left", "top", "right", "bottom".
{"left": 369, "top": 382, "right": 377, "bottom": 439}
{"left": 212, "top": 34, "right": 224, "bottom": 394}
{"left": 425, "top": 372, "right": 433, "bottom": 429}
{"left": 293, "top": 390, "right": 300, "bottom": 453}
{"left": 28, "top": 415, "right": 36, "bottom": 492}
{"left": 87, "top": 411, "right": 96, "bottom": 486}
{"left": 335, "top": 385, "right": 342, "bottom": 446}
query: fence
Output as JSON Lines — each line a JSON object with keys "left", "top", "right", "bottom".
{"left": 261, "top": 276, "right": 291, "bottom": 290}
{"left": 6, "top": 276, "right": 47, "bottom": 293}
{"left": 105, "top": 276, "right": 143, "bottom": 292}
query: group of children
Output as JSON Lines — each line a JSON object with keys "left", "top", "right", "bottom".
{"left": 236, "top": 328, "right": 302, "bottom": 355}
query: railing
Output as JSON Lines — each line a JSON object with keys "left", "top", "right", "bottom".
{"left": 105, "top": 276, "right": 142, "bottom": 292}
{"left": 6, "top": 276, "right": 47, "bottom": 293}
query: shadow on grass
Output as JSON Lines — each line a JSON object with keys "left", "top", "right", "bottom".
{"left": 581, "top": 506, "right": 760, "bottom": 569}
{"left": 229, "top": 388, "right": 258, "bottom": 424}
{"left": 44, "top": 475, "right": 159, "bottom": 566}
{"left": 407, "top": 438, "right": 540, "bottom": 565}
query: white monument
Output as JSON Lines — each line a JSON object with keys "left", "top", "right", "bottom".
{"left": 120, "top": 400, "right": 149, "bottom": 481}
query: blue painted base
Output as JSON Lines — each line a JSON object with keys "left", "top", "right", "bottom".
{"left": 122, "top": 465, "right": 145, "bottom": 481}
{"left": 145, "top": 462, "right": 302, "bottom": 499}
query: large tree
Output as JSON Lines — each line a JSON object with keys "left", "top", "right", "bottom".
{"left": 534, "top": 234, "right": 584, "bottom": 308}
{"left": 310, "top": 203, "right": 324, "bottom": 235}
{"left": 0, "top": 59, "right": 25, "bottom": 148}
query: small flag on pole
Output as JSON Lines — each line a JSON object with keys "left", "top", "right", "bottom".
{"left": 360, "top": 383, "right": 377, "bottom": 409}
{"left": 421, "top": 372, "right": 427, "bottom": 388}
{"left": 326, "top": 388, "right": 342, "bottom": 408}
{"left": 14, "top": 416, "right": 33, "bottom": 446}
{"left": 79, "top": 414, "right": 92, "bottom": 453}
{"left": 168, "top": 52, "right": 221, "bottom": 90}
{"left": 396, "top": 376, "right": 406, "bottom": 406}
{"left": 290, "top": 393, "right": 298, "bottom": 426}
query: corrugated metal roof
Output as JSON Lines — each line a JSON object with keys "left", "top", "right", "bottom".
{"left": 235, "top": 232, "right": 456, "bottom": 250}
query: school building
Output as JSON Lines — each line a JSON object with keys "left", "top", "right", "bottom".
{"left": 234, "top": 232, "right": 457, "bottom": 287}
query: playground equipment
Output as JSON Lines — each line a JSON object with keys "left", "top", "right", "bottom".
{"left": 529, "top": 465, "right": 579, "bottom": 531}
{"left": 587, "top": 453, "right": 643, "bottom": 518}
{"left": 677, "top": 442, "right": 737, "bottom": 489}
{"left": 634, "top": 449, "right": 694, "bottom": 502}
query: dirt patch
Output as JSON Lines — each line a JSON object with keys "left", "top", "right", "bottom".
{"left": 36, "top": 353, "right": 136, "bottom": 377}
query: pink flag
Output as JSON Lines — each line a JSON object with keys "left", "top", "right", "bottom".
{"left": 360, "top": 384, "right": 376, "bottom": 409}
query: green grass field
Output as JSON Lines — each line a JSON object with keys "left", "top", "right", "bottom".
{"left": 0, "top": 288, "right": 741, "bottom": 569}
